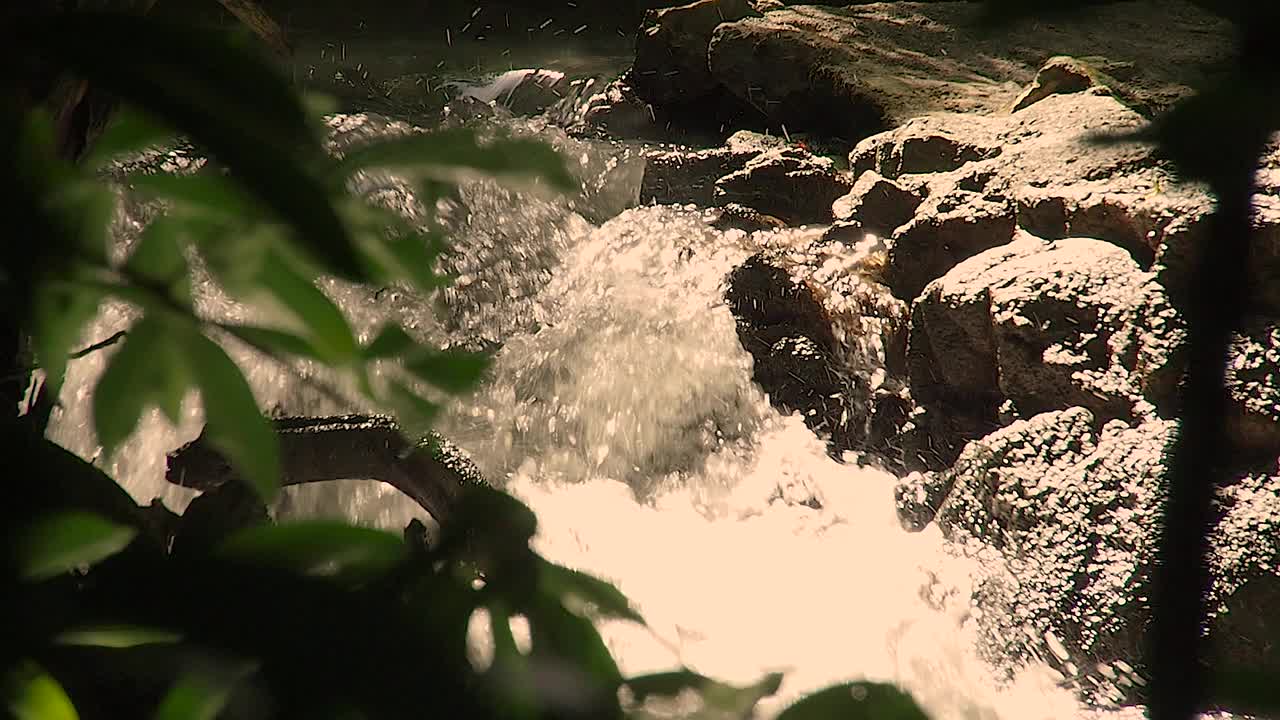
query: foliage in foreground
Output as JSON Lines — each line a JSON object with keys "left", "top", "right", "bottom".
{"left": 2, "top": 7, "right": 931, "bottom": 719}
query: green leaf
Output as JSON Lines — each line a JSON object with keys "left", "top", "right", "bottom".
{"left": 380, "top": 379, "right": 442, "bottom": 441}
{"left": 11, "top": 511, "right": 137, "bottom": 581}
{"left": 182, "top": 328, "right": 280, "bottom": 502}
{"left": 84, "top": 106, "right": 177, "bottom": 169}
{"left": 126, "top": 217, "right": 190, "bottom": 288}
{"left": 129, "top": 171, "right": 257, "bottom": 219}
{"left": 5, "top": 662, "right": 79, "bottom": 720}
{"left": 223, "top": 324, "right": 324, "bottom": 361}
{"left": 622, "top": 670, "right": 783, "bottom": 717}
{"left": 28, "top": 11, "right": 367, "bottom": 281}
{"left": 444, "top": 484, "right": 538, "bottom": 553}
{"left": 364, "top": 324, "right": 417, "bottom": 359}
{"left": 31, "top": 279, "right": 104, "bottom": 397}
{"left": 776, "top": 682, "right": 930, "bottom": 720}
{"left": 54, "top": 625, "right": 181, "bottom": 648}
{"left": 334, "top": 127, "right": 578, "bottom": 193}
{"left": 93, "top": 315, "right": 191, "bottom": 456}
{"left": 254, "top": 250, "right": 359, "bottom": 363}
{"left": 219, "top": 521, "right": 406, "bottom": 584}
{"left": 404, "top": 348, "right": 490, "bottom": 394}
{"left": 538, "top": 560, "right": 645, "bottom": 625}
{"left": 153, "top": 665, "right": 255, "bottom": 720}
{"left": 526, "top": 594, "right": 622, "bottom": 690}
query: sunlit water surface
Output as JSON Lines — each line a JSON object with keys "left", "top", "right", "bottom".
{"left": 47, "top": 112, "right": 1180, "bottom": 720}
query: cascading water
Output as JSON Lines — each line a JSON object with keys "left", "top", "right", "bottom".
{"left": 47, "top": 108, "right": 1164, "bottom": 720}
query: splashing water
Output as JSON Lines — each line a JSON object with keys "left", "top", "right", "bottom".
{"left": 47, "top": 115, "right": 1154, "bottom": 720}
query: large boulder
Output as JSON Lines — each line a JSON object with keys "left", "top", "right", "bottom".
{"left": 906, "top": 234, "right": 1186, "bottom": 450}
{"left": 898, "top": 407, "right": 1280, "bottom": 708}
{"left": 847, "top": 91, "right": 1214, "bottom": 301}
{"left": 702, "top": 1, "right": 1230, "bottom": 140}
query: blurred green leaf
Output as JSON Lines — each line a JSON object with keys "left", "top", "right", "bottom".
{"left": 27, "top": 11, "right": 367, "bottom": 281}
{"left": 776, "top": 682, "right": 929, "bottom": 720}
{"left": 444, "top": 484, "right": 539, "bottom": 554}
{"left": 526, "top": 594, "right": 622, "bottom": 692}
{"left": 224, "top": 324, "right": 324, "bottom": 361}
{"left": 94, "top": 315, "right": 191, "bottom": 456}
{"left": 622, "top": 669, "right": 783, "bottom": 718}
{"left": 129, "top": 171, "right": 257, "bottom": 220}
{"left": 154, "top": 665, "right": 255, "bottom": 720}
{"left": 538, "top": 561, "right": 645, "bottom": 625}
{"left": 54, "top": 625, "right": 182, "bottom": 648}
{"left": 404, "top": 348, "right": 490, "bottom": 394}
{"left": 254, "top": 251, "right": 359, "bottom": 363}
{"left": 182, "top": 327, "right": 280, "bottom": 502}
{"left": 11, "top": 511, "right": 137, "bottom": 581}
{"left": 334, "top": 128, "right": 577, "bottom": 193}
{"left": 126, "top": 218, "right": 190, "bottom": 288}
{"left": 219, "top": 521, "right": 406, "bottom": 584}
{"left": 84, "top": 107, "right": 177, "bottom": 169}
{"left": 364, "top": 324, "right": 417, "bottom": 359}
{"left": 4, "top": 661, "right": 79, "bottom": 720}
{"left": 381, "top": 379, "right": 442, "bottom": 440}
{"left": 32, "top": 279, "right": 105, "bottom": 397}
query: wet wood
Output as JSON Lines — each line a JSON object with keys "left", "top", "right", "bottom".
{"left": 166, "top": 415, "right": 486, "bottom": 526}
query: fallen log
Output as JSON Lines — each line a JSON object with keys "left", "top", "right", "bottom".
{"left": 165, "top": 414, "right": 488, "bottom": 527}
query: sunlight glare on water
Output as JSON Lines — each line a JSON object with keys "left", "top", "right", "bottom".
{"left": 45, "top": 117, "right": 1159, "bottom": 720}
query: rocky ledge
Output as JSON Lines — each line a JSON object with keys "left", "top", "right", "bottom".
{"left": 580, "top": 0, "right": 1280, "bottom": 712}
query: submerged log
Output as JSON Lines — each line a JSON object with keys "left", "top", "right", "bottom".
{"left": 165, "top": 414, "right": 487, "bottom": 526}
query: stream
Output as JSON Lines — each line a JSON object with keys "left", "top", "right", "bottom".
{"left": 43, "top": 55, "right": 1179, "bottom": 720}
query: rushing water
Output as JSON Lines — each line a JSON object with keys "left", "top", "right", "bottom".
{"left": 45, "top": 99, "right": 1174, "bottom": 720}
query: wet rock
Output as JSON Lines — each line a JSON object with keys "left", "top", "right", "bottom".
{"left": 710, "top": 202, "right": 786, "bottom": 232}
{"left": 724, "top": 238, "right": 908, "bottom": 454}
{"left": 576, "top": 76, "right": 665, "bottom": 138}
{"left": 913, "top": 407, "right": 1280, "bottom": 708}
{"left": 702, "top": 1, "right": 1229, "bottom": 140}
{"left": 713, "top": 147, "right": 853, "bottom": 225}
{"left": 831, "top": 171, "right": 922, "bottom": 239}
{"left": 639, "top": 130, "right": 796, "bottom": 210}
{"left": 907, "top": 233, "right": 1186, "bottom": 443}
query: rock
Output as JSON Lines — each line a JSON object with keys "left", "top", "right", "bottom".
{"left": 884, "top": 165, "right": 1017, "bottom": 301}
{"left": 907, "top": 234, "right": 1186, "bottom": 445}
{"left": 640, "top": 130, "right": 787, "bottom": 206}
{"left": 710, "top": 202, "right": 787, "bottom": 232}
{"left": 632, "top": 0, "right": 761, "bottom": 106}
{"left": 1010, "top": 56, "right": 1106, "bottom": 113}
{"left": 831, "top": 171, "right": 922, "bottom": 238}
{"left": 714, "top": 146, "right": 853, "bottom": 224}
{"left": 642, "top": 144, "right": 755, "bottom": 207}
{"left": 1225, "top": 319, "right": 1280, "bottom": 461}
{"left": 576, "top": 77, "right": 665, "bottom": 138}
{"left": 847, "top": 91, "right": 1214, "bottom": 299}
{"left": 702, "top": 1, "right": 1230, "bottom": 140}
{"left": 909, "top": 407, "right": 1280, "bottom": 709}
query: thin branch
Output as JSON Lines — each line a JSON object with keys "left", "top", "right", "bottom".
{"left": 69, "top": 329, "right": 127, "bottom": 359}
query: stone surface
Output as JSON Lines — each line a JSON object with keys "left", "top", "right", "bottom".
{"left": 907, "top": 234, "right": 1186, "bottom": 443}
{"left": 714, "top": 147, "right": 853, "bottom": 225}
{"left": 700, "top": 1, "right": 1230, "bottom": 140}
{"left": 723, "top": 236, "right": 907, "bottom": 453}
{"left": 1010, "top": 55, "right": 1105, "bottom": 113}
{"left": 639, "top": 130, "right": 789, "bottom": 206}
{"left": 831, "top": 170, "right": 922, "bottom": 238}
{"left": 896, "top": 406, "right": 1280, "bottom": 707}
{"left": 846, "top": 91, "right": 1214, "bottom": 300}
